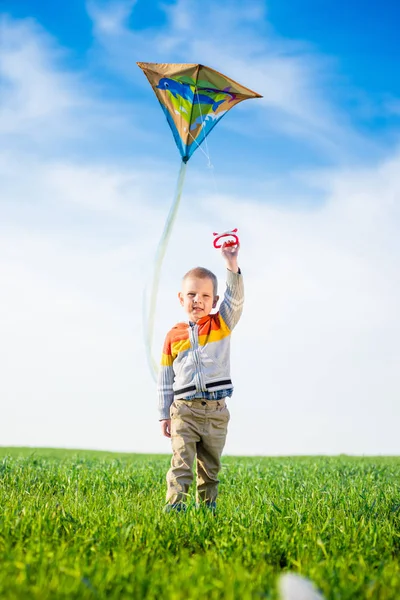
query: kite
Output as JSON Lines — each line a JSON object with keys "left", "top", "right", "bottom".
{"left": 137, "top": 62, "right": 262, "bottom": 380}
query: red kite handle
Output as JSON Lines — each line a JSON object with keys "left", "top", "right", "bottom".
{"left": 213, "top": 229, "right": 239, "bottom": 249}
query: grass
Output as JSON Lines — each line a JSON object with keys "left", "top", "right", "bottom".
{"left": 0, "top": 448, "right": 399, "bottom": 599}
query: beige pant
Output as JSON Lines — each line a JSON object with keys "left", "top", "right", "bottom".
{"left": 166, "top": 398, "right": 230, "bottom": 504}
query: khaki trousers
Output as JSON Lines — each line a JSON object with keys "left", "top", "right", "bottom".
{"left": 166, "top": 398, "right": 230, "bottom": 505}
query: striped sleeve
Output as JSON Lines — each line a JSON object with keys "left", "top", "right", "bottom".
{"left": 219, "top": 269, "right": 244, "bottom": 331}
{"left": 157, "top": 333, "right": 175, "bottom": 420}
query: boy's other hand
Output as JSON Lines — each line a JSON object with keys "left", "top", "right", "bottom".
{"left": 221, "top": 242, "right": 240, "bottom": 273}
{"left": 161, "top": 419, "right": 171, "bottom": 438}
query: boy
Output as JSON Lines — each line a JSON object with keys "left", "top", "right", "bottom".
{"left": 158, "top": 243, "right": 243, "bottom": 511}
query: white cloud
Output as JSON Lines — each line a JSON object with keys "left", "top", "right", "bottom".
{"left": 0, "top": 13, "right": 150, "bottom": 159}
{"left": 86, "top": 0, "right": 137, "bottom": 34}
{"left": 0, "top": 16, "right": 84, "bottom": 136}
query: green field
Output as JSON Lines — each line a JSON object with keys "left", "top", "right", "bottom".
{"left": 1, "top": 448, "right": 399, "bottom": 599}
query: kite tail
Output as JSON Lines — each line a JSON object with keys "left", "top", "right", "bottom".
{"left": 144, "top": 160, "right": 188, "bottom": 381}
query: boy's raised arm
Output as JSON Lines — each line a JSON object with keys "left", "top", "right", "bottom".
{"left": 219, "top": 243, "right": 244, "bottom": 331}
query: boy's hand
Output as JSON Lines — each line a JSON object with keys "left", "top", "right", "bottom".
{"left": 221, "top": 242, "right": 240, "bottom": 273}
{"left": 161, "top": 419, "right": 171, "bottom": 438}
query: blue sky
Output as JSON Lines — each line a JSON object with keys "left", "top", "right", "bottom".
{"left": 270, "top": 1, "right": 400, "bottom": 92}
{"left": 3, "top": 0, "right": 400, "bottom": 175}
{"left": 1, "top": 0, "right": 399, "bottom": 455}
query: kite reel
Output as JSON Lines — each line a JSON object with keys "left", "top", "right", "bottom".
{"left": 213, "top": 228, "right": 240, "bottom": 249}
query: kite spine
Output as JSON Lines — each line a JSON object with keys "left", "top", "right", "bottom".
{"left": 144, "top": 160, "right": 187, "bottom": 381}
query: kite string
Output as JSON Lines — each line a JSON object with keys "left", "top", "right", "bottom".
{"left": 187, "top": 131, "right": 211, "bottom": 161}
{"left": 144, "top": 160, "right": 187, "bottom": 381}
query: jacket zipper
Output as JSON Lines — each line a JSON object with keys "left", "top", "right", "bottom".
{"left": 190, "top": 323, "right": 206, "bottom": 392}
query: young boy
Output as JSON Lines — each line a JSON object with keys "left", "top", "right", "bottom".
{"left": 158, "top": 243, "right": 243, "bottom": 511}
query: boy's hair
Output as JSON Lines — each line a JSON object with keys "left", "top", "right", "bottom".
{"left": 182, "top": 267, "right": 218, "bottom": 297}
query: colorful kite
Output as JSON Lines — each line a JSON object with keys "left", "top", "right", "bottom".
{"left": 137, "top": 62, "right": 262, "bottom": 379}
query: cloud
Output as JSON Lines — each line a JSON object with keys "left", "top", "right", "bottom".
{"left": 0, "top": 15, "right": 85, "bottom": 136}
{"left": 217, "top": 162, "right": 400, "bottom": 455}
{"left": 0, "top": 13, "right": 150, "bottom": 160}
{"left": 86, "top": 0, "right": 136, "bottom": 33}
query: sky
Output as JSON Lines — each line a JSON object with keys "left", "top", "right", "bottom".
{"left": 1, "top": 0, "right": 399, "bottom": 456}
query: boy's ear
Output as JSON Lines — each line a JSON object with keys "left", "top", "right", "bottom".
{"left": 178, "top": 291, "right": 184, "bottom": 306}
{"left": 212, "top": 295, "right": 220, "bottom": 308}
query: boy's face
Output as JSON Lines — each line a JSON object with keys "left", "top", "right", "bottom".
{"left": 178, "top": 276, "right": 219, "bottom": 322}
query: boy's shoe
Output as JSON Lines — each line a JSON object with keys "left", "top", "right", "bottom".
{"left": 206, "top": 501, "right": 216, "bottom": 513}
{"left": 196, "top": 501, "right": 217, "bottom": 513}
{"left": 164, "top": 502, "right": 187, "bottom": 513}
